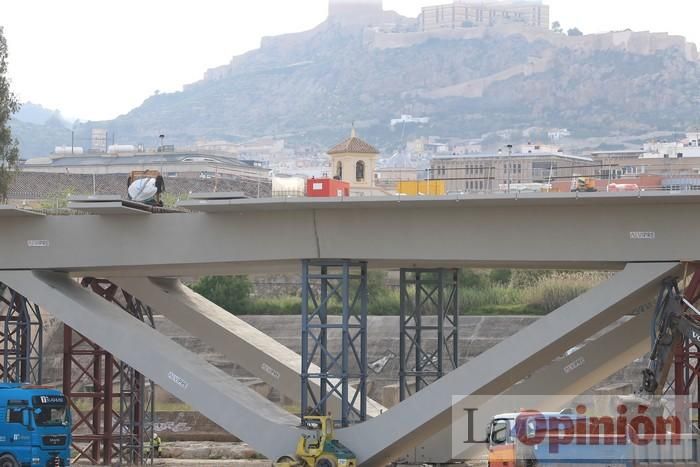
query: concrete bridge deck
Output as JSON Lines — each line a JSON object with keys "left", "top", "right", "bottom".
{"left": 1, "top": 194, "right": 693, "bottom": 465}
{"left": 0, "top": 192, "right": 697, "bottom": 276}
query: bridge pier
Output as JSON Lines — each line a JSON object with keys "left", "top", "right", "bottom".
{"left": 301, "top": 260, "right": 368, "bottom": 426}
{"left": 0, "top": 283, "right": 43, "bottom": 384}
{"left": 399, "top": 269, "right": 459, "bottom": 401}
{"left": 64, "top": 278, "right": 156, "bottom": 465}
{"left": 63, "top": 327, "right": 117, "bottom": 464}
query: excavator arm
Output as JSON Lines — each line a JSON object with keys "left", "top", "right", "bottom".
{"left": 640, "top": 278, "right": 700, "bottom": 395}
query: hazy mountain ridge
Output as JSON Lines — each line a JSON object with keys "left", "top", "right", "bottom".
{"left": 10, "top": 119, "right": 72, "bottom": 159}
{"left": 10, "top": 102, "right": 75, "bottom": 158}
{"left": 14, "top": 102, "right": 72, "bottom": 128}
{"left": 71, "top": 21, "right": 700, "bottom": 150}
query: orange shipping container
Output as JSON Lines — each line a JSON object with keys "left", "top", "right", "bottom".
{"left": 396, "top": 180, "right": 446, "bottom": 196}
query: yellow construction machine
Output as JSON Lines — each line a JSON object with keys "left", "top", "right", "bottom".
{"left": 275, "top": 416, "right": 357, "bottom": 467}
{"left": 571, "top": 176, "right": 598, "bottom": 192}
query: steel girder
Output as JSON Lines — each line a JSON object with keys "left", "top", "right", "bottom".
{"left": 109, "top": 276, "right": 386, "bottom": 418}
{"left": 3, "top": 270, "right": 301, "bottom": 464}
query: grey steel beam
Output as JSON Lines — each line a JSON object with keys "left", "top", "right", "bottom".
{"left": 333, "top": 262, "right": 682, "bottom": 465}
{"left": 1, "top": 193, "right": 700, "bottom": 276}
{"left": 66, "top": 195, "right": 184, "bottom": 215}
{"left": 401, "top": 306, "right": 656, "bottom": 464}
{"left": 0, "top": 265, "right": 678, "bottom": 466}
{"left": 187, "top": 192, "right": 248, "bottom": 201}
{"left": 110, "top": 276, "right": 386, "bottom": 417}
{"left": 67, "top": 201, "right": 151, "bottom": 215}
{"left": 0, "top": 206, "right": 43, "bottom": 217}
{"left": 0, "top": 270, "right": 302, "bottom": 462}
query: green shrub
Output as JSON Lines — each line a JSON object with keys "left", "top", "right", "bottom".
{"left": 247, "top": 296, "right": 301, "bottom": 315}
{"left": 509, "top": 270, "right": 550, "bottom": 288}
{"left": 368, "top": 288, "right": 400, "bottom": 315}
{"left": 367, "top": 270, "right": 388, "bottom": 301}
{"left": 192, "top": 276, "right": 252, "bottom": 313}
{"left": 191, "top": 270, "right": 612, "bottom": 317}
{"left": 488, "top": 269, "right": 512, "bottom": 286}
{"left": 522, "top": 272, "right": 610, "bottom": 313}
{"left": 459, "top": 269, "right": 483, "bottom": 288}
{"left": 460, "top": 285, "right": 522, "bottom": 312}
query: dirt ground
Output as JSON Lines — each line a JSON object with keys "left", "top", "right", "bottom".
{"left": 82, "top": 462, "right": 269, "bottom": 467}
{"left": 150, "top": 461, "right": 271, "bottom": 466}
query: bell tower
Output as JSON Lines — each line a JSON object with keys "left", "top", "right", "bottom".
{"left": 327, "top": 127, "right": 380, "bottom": 190}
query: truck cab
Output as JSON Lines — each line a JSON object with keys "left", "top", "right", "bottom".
{"left": 0, "top": 384, "right": 71, "bottom": 466}
{"left": 487, "top": 413, "right": 527, "bottom": 467}
{"left": 486, "top": 411, "right": 633, "bottom": 467}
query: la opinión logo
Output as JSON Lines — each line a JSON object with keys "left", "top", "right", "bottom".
{"left": 512, "top": 404, "right": 682, "bottom": 453}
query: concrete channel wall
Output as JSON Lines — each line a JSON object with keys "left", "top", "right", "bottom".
{"left": 43, "top": 314, "right": 647, "bottom": 403}
{"left": 40, "top": 313, "right": 648, "bottom": 441}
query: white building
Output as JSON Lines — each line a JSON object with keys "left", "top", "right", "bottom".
{"left": 22, "top": 152, "right": 271, "bottom": 181}
{"left": 548, "top": 128, "right": 571, "bottom": 141}
{"left": 390, "top": 114, "right": 430, "bottom": 126}
{"left": 90, "top": 129, "right": 108, "bottom": 154}
{"left": 642, "top": 141, "right": 700, "bottom": 159}
{"left": 421, "top": 1, "right": 550, "bottom": 31}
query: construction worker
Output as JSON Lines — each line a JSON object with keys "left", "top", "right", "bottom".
{"left": 151, "top": 432, "right": 162, "bottom": 458}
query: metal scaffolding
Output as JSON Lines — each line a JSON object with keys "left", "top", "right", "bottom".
{"left": 301, "top": 260, "right": 368, "bottom": 426}
{"left": 399, "top": 269, "right": 459, "bottom": 401}
{"left": 0, "top": 283, "right": 43, "bottom": 384}
{"left": 674, "top": 270, "right": 700, "bottom": 434}
{"left": 63, "top": 328, "right": 118, "bottom": 464}
{"left": 63, "top": 278, "right": 156, "bottom": 465}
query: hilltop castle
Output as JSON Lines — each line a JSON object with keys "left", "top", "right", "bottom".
{"left": 328, "top": 0, "right": 385, "bottom": 26}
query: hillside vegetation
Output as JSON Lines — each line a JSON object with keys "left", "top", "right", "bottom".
{"left": 192, "top": 269, "right": 611, "bottom": 316}
{"left": 73, "top": 21, "right": 700, "bottom": 149}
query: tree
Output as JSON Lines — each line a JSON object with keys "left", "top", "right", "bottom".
{"left": 191, "top": 276, "right": 252, "bottom": 313}
{"left": 459, "top": 269, "right": 483, "bottom": 289}
{"left": 567, "top": 27, "right": 583, "bottom": 37}
{"left": 0, "top": 27, "right": 20, "bottom": 204}
{"left": 488, "top": 269, "right": 512, "bottom": 286}
{"left": 551, "top": 21, "right": 563, "bottom": 34}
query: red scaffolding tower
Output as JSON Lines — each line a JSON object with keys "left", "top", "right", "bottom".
{"left": 63, "top": 278, "right": 155, "bottom": 465}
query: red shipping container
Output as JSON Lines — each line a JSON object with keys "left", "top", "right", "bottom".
{"left": 306, "top": 178, "right": 350, "bottom": 197}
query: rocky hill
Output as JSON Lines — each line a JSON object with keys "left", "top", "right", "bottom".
{"left": 10, "top": 102, "right": 73, "bottom": 158}
{"left": 74, "top": 20, "right": 700, "bottom": 150}
{"left": 10, "top": 119, "right": 72, "bottom": 158}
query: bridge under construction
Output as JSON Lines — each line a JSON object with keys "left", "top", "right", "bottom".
{"left": 1, "top": 191, "right": 699, "bottom": 465}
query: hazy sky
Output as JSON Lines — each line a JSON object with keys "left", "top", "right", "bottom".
{"left": 2, "top": 0, "right": 699, "bottom": 122}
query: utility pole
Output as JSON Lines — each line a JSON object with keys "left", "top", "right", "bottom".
{"left": 497, "top": 148, "right": 502, "bottom": 192}
{"left": 506, "top": 144, "right": 513, "bottom": 194}
{"left": 158, "top": 134, "right": 166, "bottom": 176}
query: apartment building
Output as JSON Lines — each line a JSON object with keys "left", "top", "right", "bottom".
{"left": 431, "top": 151, "right": 593, "bottom": 193}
